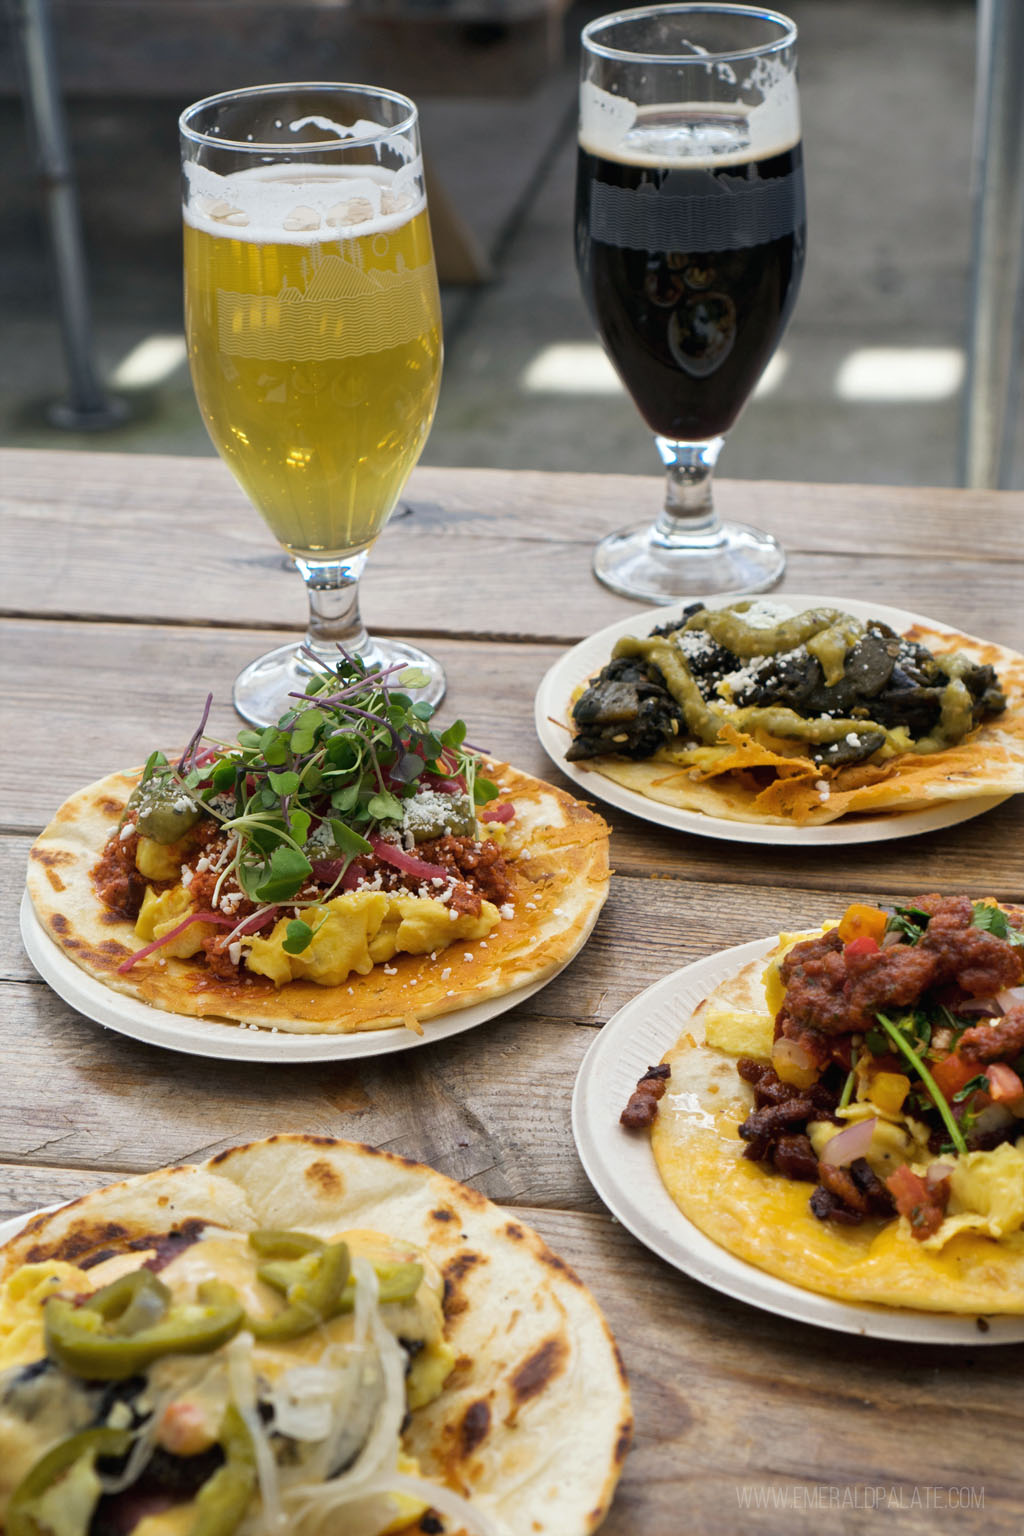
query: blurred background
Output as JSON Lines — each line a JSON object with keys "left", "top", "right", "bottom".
{"left": 2, "top": 0, "right": 1021, "bottom": 487}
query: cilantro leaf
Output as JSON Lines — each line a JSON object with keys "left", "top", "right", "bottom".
{"left": 885, "top": 905, "right": 931, "bottom": 944}
{"left": 953, "top": 1074, "right": 989, "bottom": 1103}
{"left": 971, "top": 902, "right": 1024, "bottom": 945}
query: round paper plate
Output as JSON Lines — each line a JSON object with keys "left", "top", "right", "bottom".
{"left": 536, "top": 593, "right": 1009, "bottom": 845}
{"left": 572, "top": 938, "right": 1024, "bottom": 1344}
{"left": 21, "top": 891, "right": 590, "bottom": 1064}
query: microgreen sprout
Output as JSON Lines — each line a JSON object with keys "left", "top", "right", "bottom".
{"left": 134, "top": 653, "right": 498, "bottom": 952}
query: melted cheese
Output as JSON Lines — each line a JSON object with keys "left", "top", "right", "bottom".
{"left": 0, "top": 1226, "right": 455, "bottom": 1531}
{"left": 0, "top": 1262, "right": 98, "bottom": 1371}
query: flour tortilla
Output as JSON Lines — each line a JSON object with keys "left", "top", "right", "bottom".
{"left": 0, "top": 1134, "right": 632, "bottom": 1534}
{"left": 26, "top": 761, "right": 609, "bottom": 1033}
{"left": 579, "top": 621, "right": 1024, "bottom": 826}
{"left": 650, "top": 948, "right": 1024, "bottom": 1314}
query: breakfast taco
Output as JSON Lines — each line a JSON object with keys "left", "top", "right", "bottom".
{"left": 566, "top": 598, "right": 1024, "bottom": 826}
{"left": 625, "top": 895, "right": 1024, "bottom": 1313}
{"left": 0, "top": 1134, "right": 632, "bottom": 1534}
{"left": 27, "top": 656, "right": 609, "bottom": 1034}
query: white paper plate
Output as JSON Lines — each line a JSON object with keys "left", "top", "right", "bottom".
{"left": 572, "top": 939, "right": 1024, "bottom": 1344}
{"left": 536, "top": 593, "right": 1009, "bottom": 845}
{"left": 21, "top": 891, "right": 590, "bottom": 1064}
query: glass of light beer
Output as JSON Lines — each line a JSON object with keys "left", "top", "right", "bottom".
{"left": 180, "top": 83, "right": 444, "bottom": 725}
{"left": 576, "top": 4, "right": 805, "bottom": 600}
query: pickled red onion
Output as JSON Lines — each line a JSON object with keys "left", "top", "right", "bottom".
{"left": 117, "top": 910, "right": 233, "bottom": 973}
{"left": 369, "top": 837, "right": 449, "bottom": 882}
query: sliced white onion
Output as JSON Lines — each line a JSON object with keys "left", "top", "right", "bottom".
{"left": 926, "top": 1162, "right": 954, "bottom": 1189}
{"left": 821, "top": 1117, "right": 877, "bottom": 1167}
{"left": 970, "top": 1104, "right": 1015, "bottom": 1140}
{"left": 354, "top": 1471, "right": 513, "bottom": 1536}
{"left": 227, "top": 1332, "right": 286, "bottom": 1534}
{"left": 957, "top": 996, "right": 1003, "bottom": 1017}
{"left": 271, "top": 1364, "right": 341, "bottom": 1443}
{"left": 771, "top": 1036, "right": 818, "bottom": 1088}
{"left": 997, "top": 987, "right": 1024, "bottom": 1011}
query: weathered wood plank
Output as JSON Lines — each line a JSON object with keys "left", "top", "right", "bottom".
{"left": 10, "top": 864, "right": 1022, "bottom": 1208}
{"left": 0, "top": 874, "right": 869, "bottom": 1203}
{"left": 2, "top": 450, "right": 1023, "bottom": 643}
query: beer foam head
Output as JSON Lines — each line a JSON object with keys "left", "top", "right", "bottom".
{"left": 579, "top": 49, "right": 800, "bottom": 168}
{"left": 183, "top": 160, "right": 426, "bottom": 244}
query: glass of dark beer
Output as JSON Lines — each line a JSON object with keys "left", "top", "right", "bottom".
{"left": 576, "top": 3, "right": 805, "bottom": 600}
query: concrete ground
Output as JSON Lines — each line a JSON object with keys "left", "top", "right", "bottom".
{"left": 2, "top": 0, "right": 1021, "bottom": 489}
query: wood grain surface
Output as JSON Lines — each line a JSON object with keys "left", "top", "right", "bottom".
{"left": 3, "top": 447, "right": 1024, "bottom": 1535}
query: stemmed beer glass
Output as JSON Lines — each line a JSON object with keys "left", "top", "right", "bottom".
{"left": 180, "top": 83, "right": 444, "bottom": 725}
{"left": 576, "top": 4, "right": 805, "bottom": 600}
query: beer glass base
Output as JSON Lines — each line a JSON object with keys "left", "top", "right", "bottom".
{"left": 593, "top": 520, "right": 786, "bottom": 603}
{"left": 233, "top": 638, "right": 446, "bottom": 728}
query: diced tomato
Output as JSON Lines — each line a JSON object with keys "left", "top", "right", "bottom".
{"left": 929, "top": 1051, "right": 978, "bottom": 1101}
{"left": 838, "top": 904, "right": 889, "bottom": 945}
{"left": 985, "top": 1062, "right": 1024, "bottom": 1103}
{"left": 885, "top": 1164, "right": 928, "bottom": 1213}
{"left": 843, "top": 935, "right": 880, "bottom": 958}
{"left": 885, "top": 1164, "right": 948, "bottom": 1239}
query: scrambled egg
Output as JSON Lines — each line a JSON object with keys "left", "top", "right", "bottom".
{"left": 703, "top": 927, "right": 839, "bottom": 1059}
{"left": 135, "top": 885, "right": 215, "bottom": 957}
{"left": 134, "top": 884, "right": 501, "bottom": 989}
{"left": 245, "top": 891, "right": 499, "bottom": 988}
{"left": 135, "top": 835, "right": 190, "bottom": 882}
{"left": 922, "top": 1142, "right": 1024, "bottom": 1249}
{"left": 703, "top": 1004, "right": 773, "bottom": 1059}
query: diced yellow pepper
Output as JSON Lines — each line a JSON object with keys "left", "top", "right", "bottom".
{"left": 866, "top": 1071, "right": 911, "bottom": 1116}
{"left": 837, "top": 903, "right": 888, "bottom": 944}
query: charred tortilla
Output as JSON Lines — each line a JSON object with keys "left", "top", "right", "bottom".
{"left": 648, "top": 915, "right": 1024, "bottom": 1314}
{"left": 27, "top": 761, "right": 609, "bottom": 1034}
{"left": 570, "top": 609, "right": 1024, "bottom": 827}
{"left": 0, "top": 1134, "right": 632, "bottom": 1534}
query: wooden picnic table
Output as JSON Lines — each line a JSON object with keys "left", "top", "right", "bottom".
{"left": 3, "top": 445, "right": 1024, "bottom": 1533}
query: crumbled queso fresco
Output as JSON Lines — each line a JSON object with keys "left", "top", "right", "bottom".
{"left": 733, "top": 598, "right": 797, "bottom": 628}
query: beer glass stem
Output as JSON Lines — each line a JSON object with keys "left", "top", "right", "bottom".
{"left": 297, "top": 553, "right": 371, "bottom": 664}
{"left": 655, "top": 436, "right": 724, "bottom": 542}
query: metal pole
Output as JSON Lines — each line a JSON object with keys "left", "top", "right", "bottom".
{"left": 13, "top": 0, "right": 127, "bottom": 428}
{"left": 959, "top": 0, "right": 1024, "bottom": 488}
